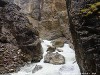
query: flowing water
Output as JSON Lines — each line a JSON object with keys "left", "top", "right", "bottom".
{"left": 11, "top": 40, "right": 81, "bottom": 75}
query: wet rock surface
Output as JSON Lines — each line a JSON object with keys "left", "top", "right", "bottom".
{"left": 52, "top": 38, "right": 65, "bottom": 47}
{"left": 66, "top": 0, "right": 100, "bottom": 74}
{"left": 46, "top": 45, "right": 56, "bottom": 52}
{"left": 32, "top": 65, "right": 43, "bottom": 73}
{"left": 0, "top": 1, "right": 42, "bottom": 74}
{"left": 44, "top": 52, "right": 65, "bottom": 65}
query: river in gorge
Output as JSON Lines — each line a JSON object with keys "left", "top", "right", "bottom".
{"left": 10, "top": 40, "right": 81, "bottom": 75}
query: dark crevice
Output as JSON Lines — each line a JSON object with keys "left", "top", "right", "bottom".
{"left": 0, "top": 0, "right": 7, "bottom": 7}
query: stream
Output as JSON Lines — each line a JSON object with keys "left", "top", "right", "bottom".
{"left": 10, "top": 40, "right": 81, "bottom": 75}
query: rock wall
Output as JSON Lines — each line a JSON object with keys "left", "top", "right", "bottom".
{"left": 38, "top": 0, "right": 69, "bottom": 40}
{"left": 3, "top": 0, "right": 72, "bottom": 45}
{"left": 0, "top": 1, "right": 42, "bottom": 74}
{"left": 66, "top": 0, "right": 100, "bottom": 74}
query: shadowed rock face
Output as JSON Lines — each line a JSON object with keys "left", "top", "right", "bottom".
{"left": 65, "top": 0, "right": 100, "bottom": 74}
{"left": 0, "top": 1, "right": 42, "bottom": 74}
{"left": 0, "top": 0, "right": 7, "bottom": 7}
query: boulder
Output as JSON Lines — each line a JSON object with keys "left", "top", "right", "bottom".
{"left": 32, "top": 65, "right": 43, "bottom": 73}
{"left": 46, "top": 45, "right": 56, "bottom": 52}
{"left": 51, "top": 37, "right": 66, "bottom": 47}
{"left": 44, "top": 52, "right": 65, "bottom": 65}
{"left": 0, "top": 1, "right": 42, "bottom": 74}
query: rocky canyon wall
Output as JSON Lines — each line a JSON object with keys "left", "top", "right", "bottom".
{"left": 0, "top": 0, "right": 42, "bottom": 74}
{"left": 0, "top": 0, "right": 74, "bottom": 74}
{"left": 3, "top": 0, "right": 72, "bottom": 46}
{"left": 66, "top": 0, "right": 100, "bottom": 75}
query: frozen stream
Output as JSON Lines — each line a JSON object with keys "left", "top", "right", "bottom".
{"left": 11, "top": 40, "right": 81, "bottom": 75}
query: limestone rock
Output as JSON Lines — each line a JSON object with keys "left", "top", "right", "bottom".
{"left": 46, "top": 45, "right": 56, "bottom": 52}
{"left": 2, "top": 0, "right": 73, "bottom": 48}
{"left": 38, "top": 0, "right": 69, "bottom": 40}
{"left": 66, "top": 0, "right": 100, "bottom": 74}
{"left": 0, "top": 1, "right": 42, "bottom": 74}
{"left": 44, "top": 52, "right": 65, "bottom": 65}
{"left": 51, "top": 37, "right": 66, "bottom": 47}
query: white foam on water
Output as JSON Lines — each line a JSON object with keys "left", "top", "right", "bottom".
{"left": 11, "top": 40, "right": 81, "bottom": 75}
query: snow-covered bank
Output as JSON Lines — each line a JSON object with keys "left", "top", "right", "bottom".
{"left": 11, "top": 40, "right": 81, "bottom": 75}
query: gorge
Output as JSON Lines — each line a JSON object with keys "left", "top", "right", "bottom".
{"left": 0, "top": 0, "right": 100, "bottom": 75}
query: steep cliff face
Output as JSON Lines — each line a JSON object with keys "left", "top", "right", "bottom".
{"left": 0, "top": 1, "right": 42, "bottom": 74}
{"left": 3, "top": 0, "right": 72, "bottom": 45}
{"left": 66, "top": 0, "right": 100, "bottom": 74}
{"left": 38, "top": 0, "right": 69, "bottom": 40}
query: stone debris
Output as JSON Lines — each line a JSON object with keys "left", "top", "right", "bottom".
{"left": 44, "top": 52, "right": 65, "bottom": 65}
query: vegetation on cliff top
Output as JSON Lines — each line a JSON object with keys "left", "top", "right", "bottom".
{"left": 80, "top": 2, "right": 100, "bottom": 17}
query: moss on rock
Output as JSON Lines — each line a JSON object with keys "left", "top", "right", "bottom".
{"left": 80, "top": 2, "right": 100, "bottom": 17}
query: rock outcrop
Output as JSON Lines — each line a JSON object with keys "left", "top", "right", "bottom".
{"left": 44, "top": 52, "right": 65, "bottom": 65}
{"left": 0, "top": 1, "right": 42, "bottom": 74}
{"left": 38, "top": 0, "right": 71, "bottom": 41}
{"left": 66, "top": 0, "right": 100, "bottom": 74}
{"left": 2, "top": 0, "right": 73, "bottom": 47}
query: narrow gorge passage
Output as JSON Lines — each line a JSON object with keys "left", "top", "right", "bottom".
{"left": 0, "top": 0, "right": 81, "bottom": 75}
{"left": 11, "top": 40, "right": 81, "bottom": 75}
